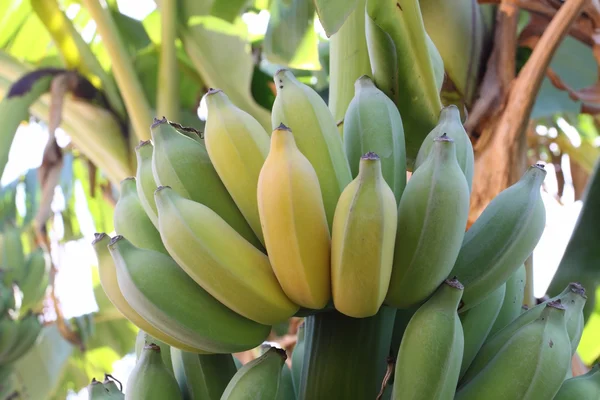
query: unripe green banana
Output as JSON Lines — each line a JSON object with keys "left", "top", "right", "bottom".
{"left": 271, "top": 69, "right": 352, "bottom": 227}
{"left": 88, "top": 376, "right": 125, "bottom": 399}
{"left": 386, "top": 135, "right": 469, "bottom": 309}
{"left": 150, "top": 118, "right": 261, "bottom": 249}
{"left": 125, "top": 344, "right": 182, "bottom": 400}
{"left": 0, "top": 312, "right": 42, "bottom": 365}
{"left": 426, "top": 32, "right": 445, "bottom": 93}
{"left": 204, "top": 88, "right": 270, "bottom": 246}
{"left": 134, "top": 330, "right": 174, "bottom": 376}
{"left": 103, "top": 376, "right": 125, "bottom": 399}
{"left": 451, "top": 164, "right": 547, "bottom": 312}
{"left": 331, "top": 153, "right": 397, "bottom": 318}
{"left": 1, "top": 226, "right": 25, "bottom": 284}
{"left": 155, "top": 186, "right": 298, "bottom": 325}
{"left": 456, "top": 301, "right": 572, "bottom": 400}
{"left": 458, "top": 283, "right": 506, "bottom": 379}
{"left": 135, "top": 140, "right": 159, "bottom": 228}
{"left": 392, "top": 278, "right": 464, "bottom": 400}
{"left": 488, "top": 264, "right": 527, "bottom": 336}
{"left": 108, "top": 236, "right": 270, "bottom": 354}
{"left": 257, "top": 124, "right": 331, "bottom": 310}
{"left": 276, "top": 363, "right": 295, "bottom": 400}
{"left": 19, "top": 247, "right": 50, "bottom": 312}
{"left": 415, "top": 105, "right": 474, "bottom": 192}
{"left": 171, "top": 348, "right": 237, "bottom": 400}
{"left": 554, "top": 363, "right": 600, "bottom": 400}
{"left": 343, "top": 76, "right": 406, "bottom": 203}
{"left": 0, "top": 283, "right": 16, "bottom": 316}
{"left": 0, "top": 315, "right": 19, "bottom": 361}
{"left": 114, "top": 178, "right": 167, "bottom": 254}
{"left": 291, "top": 322, "right": 305, "bottom": 397}
{"left": 220, "top": 347, "right": 287, "bottom": 400}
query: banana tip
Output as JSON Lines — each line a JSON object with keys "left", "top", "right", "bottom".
{"left": 568, "top": 282, "right": 586, "bottom": 298}
{"left": 92, "top": 233, "right": 109, "bottom": 245}
{"left": 144, "top": 343, "right": 161, "bottom": 353}
{"left": 151, "top": 116, "right": 168, "bottom": 129}
{"left": 135, "top": 140, "right": 152, "bottom": 150}
{"left": 361, "top": 152, "right": 380, "bottom": 161}
{"left": 434, "top": 133, "right": 454, "bottom": 143}
{"left": 547, "top": 300, "right": 566, "bottom": 310}
{"left": 445, "top": 277, "right": 464, "bottom": 290}
{"left": 154, "top": 185, "right": 171, "bottom": 195}
{"left": 109, "top": 235, "right": 124, "bottom": 246}
{"left": 275, "top": 122, "right": 291, "bottom": 132}
{"left": 206, "top": 87, "right": 223, "bottom": 95}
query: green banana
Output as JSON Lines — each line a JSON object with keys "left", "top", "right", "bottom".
{"left": 458, "top": 283, "right": 506, "bottom": 379}
{"left": 386, "top": 135, "right": 469, "bottom": 309}
{"left": 220, "top": 347, "right": 287, "bottom": 400}
{"left": 451, "top": 164, "right": 547, "bottom": 312}
{"left": 277, "top": 362, "right": 296, "bottom": 400}
{"left": 88, "top": 376, "right": 125, "bottom": 399}
{"left": 389, "top": 306, "right": 419, "bottom": 363}
{"left": 456, "top": 301, "right": 572, "bottom": 400}
{"left": 426, "top": 32, "right": 445, "bottom": 93}
{"left": 1, "top": 226, "right": 25, "bottom": 284}
{"left": 331, "top": 153, "right": 397, "bottom": 317}
{"left": 125, "top": 343, "right": 182, "bottom": 400}
{"left": 108, "top": 236, "right": 271, "bottom": 354}
{"left": 135, "top": 140, "right": 159, "bottom": 228}
{"left": 0, "top": 316, "right": 19, "bottom": 361}
{"left": 203, "top": 88, "right": 270, "bottom": 246}
{"left": 135, "top": 330, "right": 174, "bottom": 376}
{"left": 114, "top": 177, "right": 168, "bottom": 254}
{"left": 155, "top": 185, "right": 298, "bottom": 325}
{"left": 291, "top": 322, "right": 305, "bottom": 397}
{"left": 488, "top": 264, "right": 527, "bottom": 336}
{"left": 0, "top": 283, "right": 16, "bottom": 316}
{"left": 414, "top": 105, "right": 474, "bottom": 192}
{"left": 18, "top": 248, "right": 50, "bottom": 312}
{"left": 0, "top": 312, "right": 42, "bottom": 365}
{"left": 392, "top": 278, "right": 464, "bottom": 400}
{"left": 150, "top": 118, "right": 261, "bottom": 249}
{"left": 365, "top": 0, "right": 442, "bottom": 165}
{"left": 554, "top": 363, "right": 600, "bottom": 400}
{"left": 171, "top": 348, "right": 237, "bottom": 400}
{"left": 271, "top": 69, "right": 352, "bottom": 227}
{"left": 343, "top": 75, "right": 406, "bottom": 203}
{"left": 103, "top": 375, "right": 125, "bottom": 399}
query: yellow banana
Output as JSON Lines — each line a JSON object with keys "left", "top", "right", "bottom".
{"left": 135, "top": 140, "right": 159, "bottom": 228}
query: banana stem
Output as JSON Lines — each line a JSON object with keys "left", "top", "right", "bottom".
{"left": 81, "top": 0, "right": 154, "bottom": 141}
{"left": 157, "top": 0, "right": 179, "bottom": 121}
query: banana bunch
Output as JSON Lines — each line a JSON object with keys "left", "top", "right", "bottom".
{"left": 0, "top": 311, "right": 43, "bottom": 367}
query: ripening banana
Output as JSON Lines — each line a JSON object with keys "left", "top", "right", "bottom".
{"left": 0, "top": 316, "right": 19, "bottom": 361}
{"left": 19, "top": 248, "right": 50, "bottom": 311}
{"left": 257, "top": 124, "right": 331, "bottom": 310}
{"left": 171, "top": 348, "right": 237, "bottom": 400}
{"left": 488, "top": 264, "right": 526, "bottom": 336}
{"left": 155, "top": 185, "right": 298, "bottom": 325}
{"left": 456, "top": 301, "right": 572, "bottom": 400}
{"left": 392, "top": 278, "right": 464, "bottom": 400}
{"left": 203, "top": 88, "right": 270, "bottom": 245}
{"left": 291, "top": 322, "right": 305, "bottom": 397}
{"left": 554, "top": 363, "right": 600, "bottom": 400}
{"left": 386, "top": 135, "right": 469, "bottom": 309}
{"left": 343, "top": 75, "right": 406, "bottom": 203}
{"left": 331, "top": 153, "right": 397, "bottom": 318}
{"left": 271, "top": 69, "right": 352, "bottom": 227}
{"left": 458, "top": 283, "right": 506, "bottom": 379}
{"left": 135, "top": 140, "right": 159, "bottom": 228}
{"left": 0, "top": 312, "right": 42, "bottom": 365}
{"left": 220, "top": 347, "right": 287, "bottom": 400}
{"left": 415, "top": 105, "right": 474, "bottom": 192}
{"left": 114, "top": 177, "right": 167, "bottom": 254}
{"left": 150, "top": 118, "right": 261, "bottom": 249}
{"left": 93, "top": 233, "right": 204, "bottom": 354}
{"left": 125, "top": 343, "right": 182, "bottom": 400}
{"left": 135, "top": 330, "right": 174, "bottom": 376}
{"left": 451, "top": 164, "right": 547, "bottom": 312}
{"left": 1, "top": 226, "right": 25, "bottom": 284}
{"left": 108, "top": 236, "right": 271, "bottom": 354}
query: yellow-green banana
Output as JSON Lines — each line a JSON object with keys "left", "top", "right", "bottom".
{"left": 415, "top": 105, "right": 474, "bottom": 192}
{"left": 488, "top": 264, "right": 527, "bottom": 336}
{"left": 271, "top": 69, "right": 352, "bottom": 227}
{"left": 203, "top": 88, "right": 270, "bottom": 246}
{"left": 114, "top": 178, "right": 167, "bottom": 254}
{"left": 257, "top": 124, "right": 331, "bottom": 310}
{"left": 343, "top": 75, "right": 406, "bottom": 203}
{"left": 135, "top": 140, "right": 159, "bottom": 228}
{"left": 386, "top": 135, "right": 469, "bottom": 309}
{"left": 125, "top": 343, "right": 182, "bottom": 400}
{"left": 19, "top": 248, "right": 50, "bottom": 312}
{"left": 450, "top": 164, "right": 547, "bottom": 312}
{"left": 554, "top": 363, "right": 600, "bottom": 400}
{"left": 392, "top": 278, "right": 464, "bottom": 400}
{"left": 154, "top": 186, "right": 298, "bottom": 325}
{"left": 456, "top": 301, "right": 571, "bottom": 400}
{"left": 220, "top": 347, "right": 287, "bottom": 400}
{"left": 150, "top": 118, "right": 261, "bottom": 249}
{"left": 331, "top": 153, "right": 397, "bottom": 318}
{"left": 108, "top": 236, "right": 271, "bottom": 354}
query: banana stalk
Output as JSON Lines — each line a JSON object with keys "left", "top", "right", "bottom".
{"left": 156, "top": 0, "right": 179, "bottom": 121}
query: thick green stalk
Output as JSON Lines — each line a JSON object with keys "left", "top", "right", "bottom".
{"left": 157, "top": 0, "right": 179, "bottom": 121}
{"left": 81, "top": 0, "right": 154, "bottom": 141}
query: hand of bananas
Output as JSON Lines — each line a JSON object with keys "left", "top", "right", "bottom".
{"left": 91, "top": 69, "right": 598, "bottom": 400}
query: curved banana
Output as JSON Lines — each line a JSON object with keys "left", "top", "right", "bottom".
{"left": 0, "top": 312, "right": 42, "bottom": 365}
{"left": 451, "top": 164, "right": 547, "bottom": 312}
{"left": 392, "top": 278, "right": 464, "bottom": 400}
{"left": 125, "top": 343, "right": 182, "bottom": 400}
{"left": 1, "top": 227, "right": 25, "bottom": 284}
{"left": 257, "top": 124, "right": 331, "bottom": 310}
{"left": 154, "top": 186, "right": 298, "bottom": 325}
{"left": 456, "top": 301, "right": 571, "bottom": 400}
{"left": 114, "top": 178, "right": 167, "bottom": 254}
{"left": 135, "top": 330, "right": 174, "bottom": 376}
{"left": 203, "top": 88, "right": 270, "bottom": 246}
{"left": 415, "top": 105, "right": 474, "bottom": 192}
{"left": 488, "top": 264, "right": 527, "bottom": 336}
{"left": 343, "top": 75, "right": 406, "bottom": 203}
{"left": 0, "top": 316, "right": 19, "bottom": 361}
{"left": 19, "top": 248, "right": 50, "bottom": 312}
{"left": 271, "top": 69, "right": 352, "bottom": 227}
{"left": 386, "top": 135, "right": 469, "bottom": 309}
{"left": 331, "top": 153, "right": 397, "bottom": 318}
{"left": 220, "top": 346, "right": 287, "bottom": 400}
{"left": 291, "top": 322, "right": 305, "bottom": 396}
{"left": 135, "top": 140, "right": 159, "bottom": 228}
{"left": 554, "top": 363, "right": 600, "bottom": 400}
{"left": 277, "top": 362, "right": 295, "bottom": 400}
{"left": 108, "top": 236, "right": 271, "bottom": 354}
{"left": 150, "top": 118, "right": 261, "bottom": 249}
